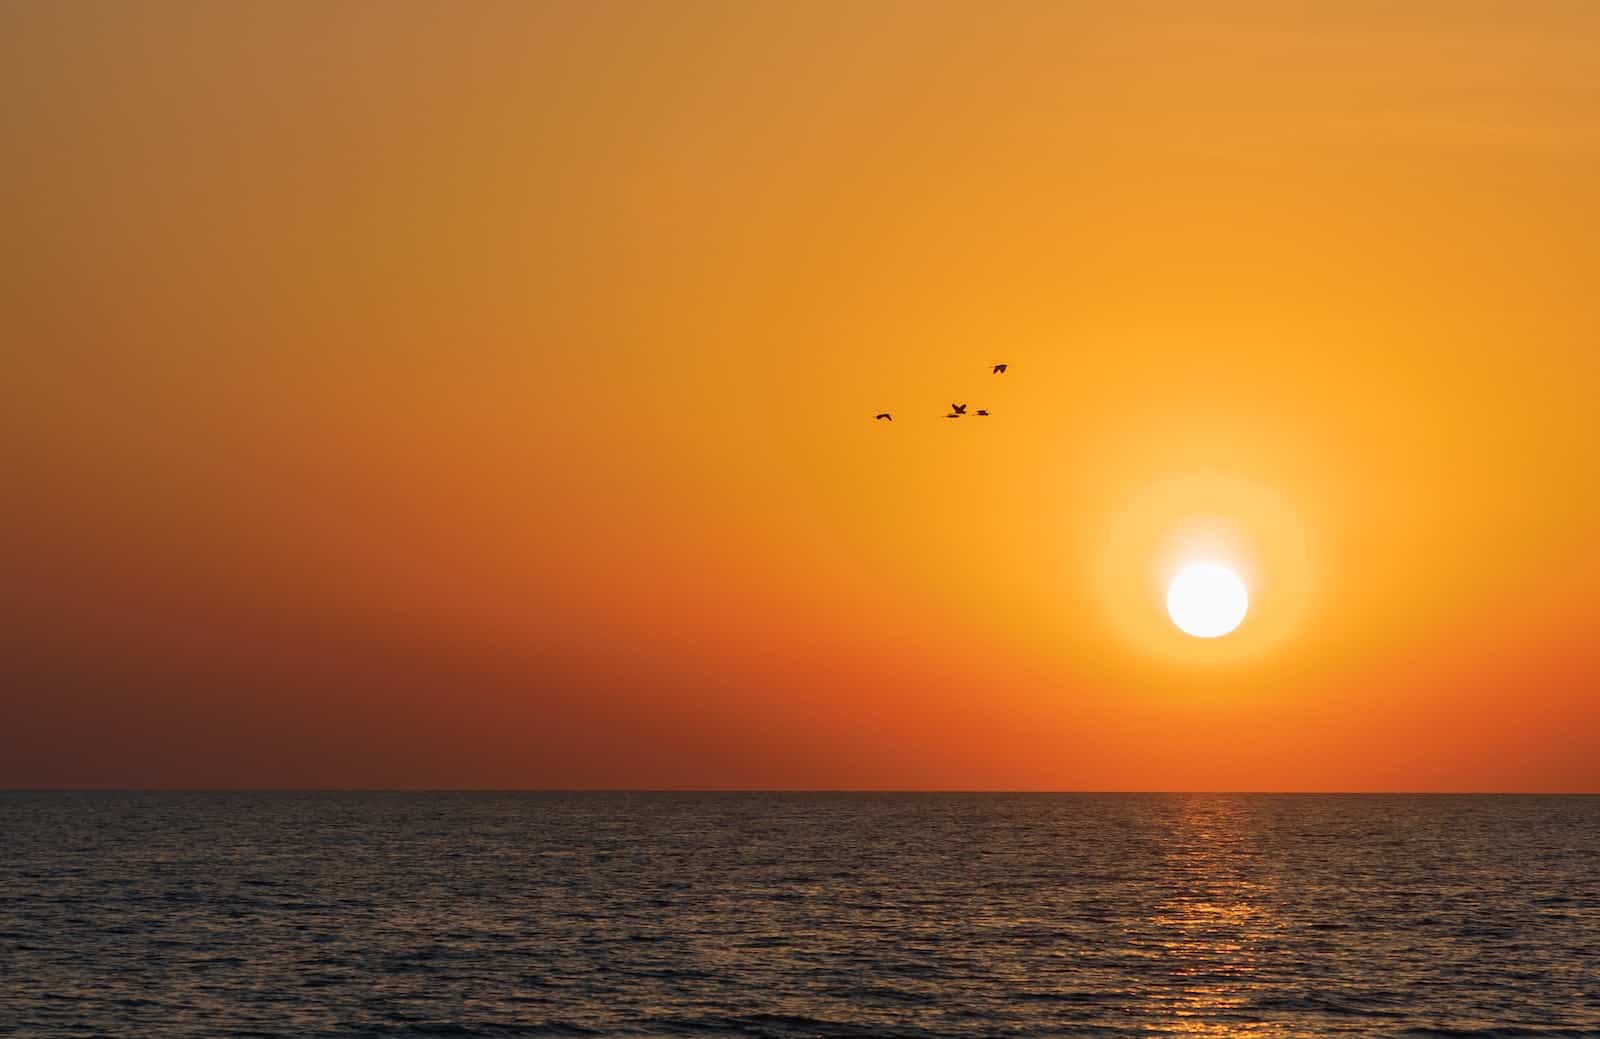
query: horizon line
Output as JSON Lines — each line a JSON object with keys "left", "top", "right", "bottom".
{"left": 4, "top": 788, "right": 1597, "bottom": 796}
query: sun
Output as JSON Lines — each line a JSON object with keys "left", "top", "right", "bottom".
{"left": 1166, "top": 563, "right": 1249, "bottom": 638}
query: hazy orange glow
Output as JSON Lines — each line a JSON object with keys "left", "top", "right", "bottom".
{"left": 3, "top": 2, "right": 1597, "bottom": 790}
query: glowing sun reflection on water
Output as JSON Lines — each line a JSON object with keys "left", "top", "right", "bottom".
{"left": 1132, "top": 796, "right": 1287, "bottom": 1037}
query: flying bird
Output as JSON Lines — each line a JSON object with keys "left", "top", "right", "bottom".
{"left": 951, "top": 403, "right": 968, "bottom": 415}
{"left": 975, "top": 410, "right": 989, "bottom": 416}
{"left": 874, "top": 413, "right": 893, "bottom": 421}
{"left": 991, "top": 363, "right": 1007, "bottom": 374}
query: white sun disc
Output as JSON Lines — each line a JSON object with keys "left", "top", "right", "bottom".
{"left": 1166, "top": 563, "right": 1249, "bottom": 638}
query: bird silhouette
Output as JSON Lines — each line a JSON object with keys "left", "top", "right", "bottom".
{"left": 874, "top": 413, "right": 893, "bottom": 421}
{"left": 945, "top": 412, "right": 962, "bottom": 419}
{"left": 951, "top": 403, "right": 968, "bottom": 415}
{"left": 991, "top": 363, "right": 1007, "bottom": 374}
{"left": 975, "top": 409, "right": 990, "bottom": 416}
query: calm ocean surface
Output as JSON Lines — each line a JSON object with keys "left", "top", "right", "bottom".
{"left": 3, "top": 793, "right": 1597, "bottom": 1038}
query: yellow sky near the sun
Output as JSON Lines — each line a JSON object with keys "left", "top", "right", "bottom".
{"left": 3, "top": 1, "right": 1598, "bottom": 789}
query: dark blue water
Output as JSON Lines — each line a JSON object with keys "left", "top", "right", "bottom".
{"left": 3, "top": 793, "right": 1598, "bottom": 1038}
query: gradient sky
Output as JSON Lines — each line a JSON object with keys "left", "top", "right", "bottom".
{"left": 5, "top": 1, "right": 1598, "bottom": 790}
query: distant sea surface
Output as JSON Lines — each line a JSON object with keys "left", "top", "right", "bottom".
{"left": 3, "top": 793, "right": 1598, "bottom": 1038}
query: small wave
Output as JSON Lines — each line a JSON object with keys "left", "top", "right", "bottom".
{"left": 402, "top": 1024, "right": 601, "bottom": 1038}
{"left": 1399, "top": 1029, "right": 1600, "bottom": 1038}
{"left": 640, "top": 1014, "right": 955, "bottom": 1039}
{"left": 1249, "top": 994, "right": 1404, "bottom": 1018}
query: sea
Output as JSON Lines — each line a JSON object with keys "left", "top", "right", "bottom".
{"left": 2, "top": 793, "right": 1597, "bottom": 1038}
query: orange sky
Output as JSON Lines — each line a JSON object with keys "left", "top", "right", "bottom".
{"left": 4, "top": 1, "right": 1598, "bottom": 790}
